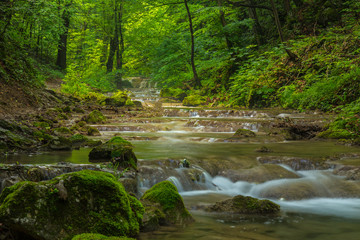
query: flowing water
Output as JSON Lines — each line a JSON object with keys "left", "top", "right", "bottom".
{"left": 1, "top": 83, "right": 360, "bottom": 239}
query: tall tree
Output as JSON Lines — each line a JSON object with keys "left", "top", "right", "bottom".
{"left": 56, "top": 1, "right": 72, "bottom": 70}
{"left": 184, "top": 0, "right": 201, "bottom": 88}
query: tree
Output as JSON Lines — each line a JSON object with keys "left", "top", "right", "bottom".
{"left": 56, "top": 1, "right": 73, "bottom": 70}
{"left": 184, "top": 0, "right": 201, "bottom": 88}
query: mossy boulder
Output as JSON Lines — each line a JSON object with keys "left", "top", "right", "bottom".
{"left": 0, "top": 120, "right": 37, "bottom": 151}
{"left": 182, "top": 94, "right": 206, "bottom": 106}
{"left": 72, "top": 233, "right": 135, "bottom": 240}
{"left": 0, "top": 170, "right": 144, "bottom": 240}
{"left": 231, "top": 128, "right": 256, "bottom": 139}
{"left": 83, "top": 110, "right": 107, "bottom": 124}
{"left": 89, "top": 137, "right": 137, "bottom": 170}
{"left": 69, "top": 134, "right": 101, "bottom": 148}
{"left": 49, "top": 136, "right": 72, "bottom": 150}
{"left": 206, "top": 195, "right": 280, "bottom": 214}
{"left": 140, "top": 181, "right": 194, "bottom": 231}
{"left": 54, "top": 127, "right": 73, "bottom": 137}
{"left": 104, "top": 91, "right": 129, "bottom": 107}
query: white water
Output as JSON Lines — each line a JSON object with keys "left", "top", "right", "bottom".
{"left": 178, "top": 167, "right": 360, "bottom": 219}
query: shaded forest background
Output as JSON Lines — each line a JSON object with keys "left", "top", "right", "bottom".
{"left": 0, "top": 0, "right": 360, "bottom": 139}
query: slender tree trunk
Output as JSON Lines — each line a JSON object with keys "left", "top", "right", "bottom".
{"left": 217, "top": 0, "right": 232, "bottom": 49}
{"left": 106, "top": 1, "right": 119, "bottom": 73}
{"left": 269, "top": 0, "right": 297, "bottom": 60}
{"left": 284, "top": 0, "right": 291, "bottom": 13}
{"left": 115, "top": 0, "right": 125, "bottom": 89}
{"left": 184, "top": 0, "right": 201, "bottom": 88}
{"left": 247, "top": 0, "right": 264, "bottom": 45}
{"left": 56, "top": 7, "right": 71, "bottom": 70}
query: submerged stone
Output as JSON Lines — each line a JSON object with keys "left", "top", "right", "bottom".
{"left": 0, "top": 170, "right": 144, "bottom": 240}
{"left": 206, "top": 195, "right": 280, "bottom": 214}
{"left": 89, "top": 137, "right": 137, "bottom": 170}
{"left": 140, "top": 181, "right": 194, "bottom": 231}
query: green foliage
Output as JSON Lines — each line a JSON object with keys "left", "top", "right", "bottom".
{"left": 72, "top": 233, "right": 135, "bottom": 240}
{"left": 182, "top": 93, "right": 206, "bottom": 106}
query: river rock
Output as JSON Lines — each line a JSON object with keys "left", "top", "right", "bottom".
{"left": 257, "top": 156, "right": 330, "bottom": 170}
{"left": 140, "top": 181, "right": 194, "bottom": 231}
{"left": 0, "top": 170, "right": 144, "bottom": 240}
{"left": 89, "top": 137, "right": 137, "bottom": 170}
{"left": 219, "top": 164, "right": 299, "bottom": 183}
{"left": 82, "top": 110, "right": 107, "bottom": 124}
{"left": 206, "top": 195, "right": 280, "bottom": 214}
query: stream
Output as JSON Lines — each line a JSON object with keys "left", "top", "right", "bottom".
{"left": 1, "top": 83, "right": 360, "bottom": 239}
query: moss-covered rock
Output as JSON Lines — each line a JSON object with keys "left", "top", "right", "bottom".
{"left": 83, "top": 110, "right": 107, "bottom": 124}
{"left": 87, "top": 126, "right": 101, "bottom": 136}
{"left": 89, "top": 137, "right": 137, "bottom": 170}
{"left": 231, "top": 128, "right": 256, "bottom": 138}
{"left": 0, "top": 120, "right": 37, "bottom": 151}
{"left": 206, "top": 195, "right": 280, "bottom": 214}
{"left": 0, "top": 170, "right": 144, "bottom": 240}
{"left": 182, "top": 94, "right": 206, "bottom": 106}
{"left": 140, "top": 181, "right": 194, "bottom": 231}
{"left": 72, "top": 233, "right": 135, "bottom": 240}
{"left": 49, "top": 136, "right": 72, "bottom": 150}
{"left": 54, "top": 127, "right": 73, "bottom": 137}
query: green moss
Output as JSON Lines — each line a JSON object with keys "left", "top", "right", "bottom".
{"left": 141, "top": 181, "right": 193, "bottom": 225}
{"left": 84, "top": 110, "right": 107, "bottom": 124}
{"left": 182, "top": 94, "right": 206, "bottom": 106}
{"left": 317, "top": 129, "right": 354, "bottom": 139}
{"left": 87, "top": 126, "right": 101, "bottom": 136}
{"left": 231, "top": 128, "right": 256, "bottom": 138}
{"left": 89, "top": 137, "right": 137, "bottom": 170}
{"left": 108, "top": 137, "right": 132, "bottom": 145}
{"left": 33, "top": 121, "right": 51, "bottom": 129}
{"left": 54, "top": 127, "right": 73, "bottom": 136}
{"left": 69, "top": 134, "right": 89, "bottom": 143}
{"left": 125, "top": 99, "right": 135, "bottom": 107}
{"left": 72, "top": 233, "right": 135, "bottom": 240}
{"left": 0, "top": 170, "right": 143, "bottom": 240}
{"left": 207, "top": 195, "right": 280, "bottom": 214}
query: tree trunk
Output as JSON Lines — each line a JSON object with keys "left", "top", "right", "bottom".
{"left": 115, "top": 0, "right": 125, "bottom": 89}
{"left": 269, "top": 0, "right": 297, "bottom": 60}
{"left": 217, "top": 0, "right": 232, "bottom": 49}
{"left": 284, "top": 0, "right": 291, "bottom": 13}
{"left": 247, "top": 0, "right": 264, "bottom": 45}
{"left": 184, "top": 0, "right": 201, "bottom": 88}
{"left": 106, "top": 1, "right": 119, "bottom": 73}
{"left": 56, "top": 7, "right": 71, "bottom": 70}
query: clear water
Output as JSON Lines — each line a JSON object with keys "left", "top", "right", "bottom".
{"left": 1, "top": 109, "right": 360, "bottom": 240}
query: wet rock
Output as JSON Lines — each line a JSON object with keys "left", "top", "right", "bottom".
{"left": 89, "top": 137, "right": 137, "bottom": 170}
{"left": 53, "top": 127, "right": 73, "bottom": 137}
{"left": 255, "top": 146, "right": 273, "bottom": 153}
{"left": 0, "top": 119, "right": 37, "bottom": 152}
{"left": 82, "top": 110, "right": 107, "bottom": 124}
{"left": 206, "top": 195, "right": 280, "bottom": 214}
{"left": 219, "top": 164, "right": 299, "bottom": 183}
{"left": 0, "top": 170, "right": 144, "bottom": 240}
{"left": 257, "top": 181, "right": 321, "bottom": 200}
{"left": 333, "top": 166, "right": 360, "bottom": 180}
{"left": 140, "top": 181, "right": 194, "bottom": 231}
{"left": 271, "top": 119, "right": 324, "bottom": 140}
{"left": 49, "top": 136, "right": 72, "bottom": 150}
{"left": 257, "top": 156, "right": 330, "bottom": 170}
